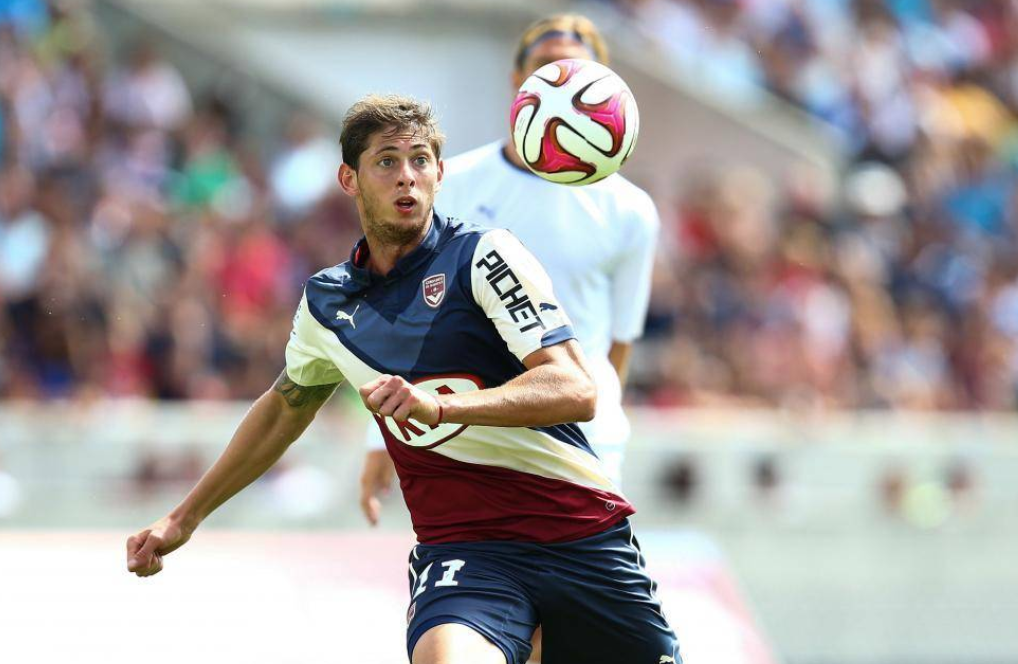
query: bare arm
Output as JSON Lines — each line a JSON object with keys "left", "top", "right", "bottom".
{"left": 442, "top": 340, "right": 596, "bottom": 426}
{"left": 360, "top": 339, "right": 596, "bottom": 428}
{"left": 126, "top": 371, "right": 338, "bottom": 576}
{"left": 168, "top": 372, "right": 337, "bottom": 529}
{"left": 607, "top": 341, "right": 633, "bottom": 390}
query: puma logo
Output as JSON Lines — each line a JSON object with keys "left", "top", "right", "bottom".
{"left": 336, "top": 303, "right": 360, "bottom": 329}
{"left": 659, "top": 657, "right": 677, "bottom": 664}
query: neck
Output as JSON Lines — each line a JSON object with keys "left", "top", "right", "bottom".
{"left": 364, "top": 214, "right": 433, "bottom": 275}
{"left": 503, "top": 138, "right": 529, "bottom": 172}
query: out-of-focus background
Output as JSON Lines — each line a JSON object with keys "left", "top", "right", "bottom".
{"left": 0, "top": 1, "right": 1016, "bottom": 663}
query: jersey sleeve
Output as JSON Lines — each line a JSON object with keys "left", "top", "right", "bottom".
{"left": 284, "top": 290, "right": 345, "bottom": 386}
{"left": 470, "top": 229, "right": 574, "bottom": 362}
{"left": 610, "top": 192, "right": 660, "bottom": 343}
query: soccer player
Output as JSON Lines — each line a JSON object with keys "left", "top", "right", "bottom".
{"left": 125, "top": 95, "right": 680, "bottom": 664}
{"left": 359, "top": 13, "right": 660, "bottom": 524}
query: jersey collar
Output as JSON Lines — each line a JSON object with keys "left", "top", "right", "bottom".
{"left": 348, "top": 211, "right": 447, "bottom": 284}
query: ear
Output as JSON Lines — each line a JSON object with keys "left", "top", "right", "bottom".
{"left": 338, "top": 163, "right": 358, "bottom": 197}
{"left": 435, "top": 159, "right": 444, "bottom": 192}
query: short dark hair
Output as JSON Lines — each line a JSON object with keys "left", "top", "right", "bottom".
{"left": 340, "top": 94, "right": 445, "bottom": 170}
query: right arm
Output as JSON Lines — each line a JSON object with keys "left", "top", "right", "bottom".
{"left": 172, "top": 372, "right": 338, "bottom": 529}
{"left": 127, "top": 288, "right": 344, "bottom": 577}
{"left": 126, "top": 371, "right": 337, "bottom": 577}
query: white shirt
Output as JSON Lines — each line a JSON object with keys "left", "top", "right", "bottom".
{"left": 434, "top": 141, "right": 659, "bottom": 474}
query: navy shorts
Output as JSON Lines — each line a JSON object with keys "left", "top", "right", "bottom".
{"left": 405, "top": 519, "right": 681, "bottom": 664}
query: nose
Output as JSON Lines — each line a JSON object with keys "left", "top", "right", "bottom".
{"left": 397, "top": 160, "right": 416, "bottom": 190}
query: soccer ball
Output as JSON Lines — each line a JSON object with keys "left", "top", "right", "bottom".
{"left": 510, "top": 59, "right": 639, "bottom": 186}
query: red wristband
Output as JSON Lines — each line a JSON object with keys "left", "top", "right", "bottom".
{"left": 435, "top": 403, "right": 444, "bottom": 426}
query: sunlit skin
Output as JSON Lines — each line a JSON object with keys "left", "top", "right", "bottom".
{"left": 338, "top": 128, "right": 444, "bottom": 275}
{"left": 504, "top": 37, "right": 595, "bottom": 172}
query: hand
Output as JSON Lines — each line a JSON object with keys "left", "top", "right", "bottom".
{"left": 359, "top": 449, "right": 396, "bottom": 526}
{"left": 359, "top": 375, "right": 441, "bottom": 426}
{"left": 126, "top": 515, "right": 192, "bottom": 577}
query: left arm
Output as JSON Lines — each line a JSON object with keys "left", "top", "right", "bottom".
{"left": 126, "top": 372, "right": 338, "bottom": 577}
{"left": 360, "top": 339, "right": 595, "bottom": 428}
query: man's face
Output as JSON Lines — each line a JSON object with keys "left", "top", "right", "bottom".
{"left": 513, "top": 36, "right": 595, "bottom": 88}
{"left": 339, "top": 127, "right": 443, "bottom": 246}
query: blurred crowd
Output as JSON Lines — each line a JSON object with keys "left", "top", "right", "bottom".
{"left": 1, "top": 1, "right": 1017, "bottom": 410}
{"left": 0, "top": 0, "right": 363, "bottom": 400}
{"left": 622, "top": 0, "right": 1018, "bottom": 409}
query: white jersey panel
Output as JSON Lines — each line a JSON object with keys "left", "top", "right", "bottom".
{"left": 470, "top": 229, "right": 572, "bottom": 362}
{"left": 285, "top": 292, "right": 345, "bottom": 387}
{"left": 433, "top": 425, "right": 615, "bottom": 493}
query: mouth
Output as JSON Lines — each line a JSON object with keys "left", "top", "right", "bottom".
{"left": 394, "top": 196, "right": 418, "bottom": 214}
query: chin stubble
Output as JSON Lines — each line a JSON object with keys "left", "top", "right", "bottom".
{"left": 363, "top": 200, "right": 429, "bottom": 246}
{"left": 371, "top": 219, "right": 427, "bottom": 246}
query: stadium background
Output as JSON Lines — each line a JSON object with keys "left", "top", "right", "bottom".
{"left": 1, "top": 0, "right": 1016, "bottom": 662}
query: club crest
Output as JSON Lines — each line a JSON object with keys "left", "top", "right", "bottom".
{"left": 423, "top": 274, "right": 446, "bottom": 308}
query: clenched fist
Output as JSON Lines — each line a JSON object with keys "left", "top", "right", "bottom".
{"left": 126, "top": 516, "right": 191, "bottom": 577}
{"left": 359, "top": 374, "right": 442, "bottom": 426}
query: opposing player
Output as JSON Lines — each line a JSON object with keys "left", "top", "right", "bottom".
{"left": 125, "top": 95, "right": 680, "bottom": 664}
{"left": 360, "top": 13, "right": 660, "bottom": 525}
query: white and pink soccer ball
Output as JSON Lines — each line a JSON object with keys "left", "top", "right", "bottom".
{"left": 510, "top": 59, "right": 639, "bottom": 186}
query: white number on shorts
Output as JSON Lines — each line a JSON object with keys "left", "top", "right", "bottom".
{"left": 434, "top": 559, "right": 466, "bottom": 588}
{"left": 412, "top": 562, "right": 433, "bottom": 599}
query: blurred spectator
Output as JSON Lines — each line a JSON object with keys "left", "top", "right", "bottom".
{"left": 269, "top": 111, "right": 343, "bottom": 220}
{"left": 878, "top": 464, "right": 908, "bottom": 516}
{"left": 751, "top": 455, "right": 781, "bottom": 506}
{"left": 944, "top": 457, "right": 979, "bottom": 515}
{"left": 0, "top": 166, "right": 50, "bottom": 300}
{"left": 131, "top": 447, "right": 206, "bottom": 499}
{"left": 619, "top": 0, "right": 766, "bottom": 105}
{"left": 103, "top": 41, "right": 192, "bottom": 132}
{"left": 662, "top": 455, "right": 701, "bottom": 505}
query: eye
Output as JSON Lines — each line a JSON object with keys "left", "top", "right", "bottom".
{"left": 414, "top": 155, "right": 430, "bottom": 166}
{"left": 379, "top": 157, "right": 393, "bottom": 167}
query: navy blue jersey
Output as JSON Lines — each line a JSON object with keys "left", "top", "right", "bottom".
{"left": 285, "top": 213, "right": 632, "bottom": 543}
